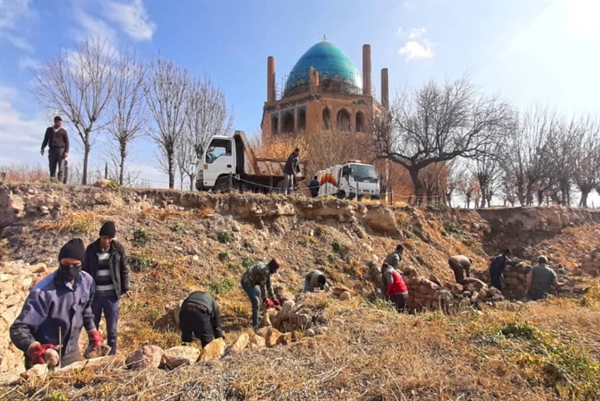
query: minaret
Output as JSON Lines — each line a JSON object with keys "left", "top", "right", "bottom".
{"left": 381, "top": 68, "right": 389, "bottom": 110}
{"left": 267, "top": 56, "right": 276, "bottom": 102}
{"left": 362, "top": 44, "right": 372, "bottom": 97}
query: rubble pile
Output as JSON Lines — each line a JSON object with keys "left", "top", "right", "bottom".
{"left": 500, "top": 262, "right": 531, "bottom": 299}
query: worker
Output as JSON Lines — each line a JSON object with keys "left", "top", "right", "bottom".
{"left": 385, "top": 244, "right": 404, "bottom": 269}
{"left": 241, "top": 259, "right": 281, "bottom": 331}
{"left": 283, "top": 148, "right": 300, "bottom": 195}
{"left": 448, "top": 255, "right": 471, "bottom": 284}
{"left": 10, "top": 239, "right": 103, "bottom": 368}
{"left": 526, "top": 255, "right": 560, "bottom": 300}
{"left": 304, "top": 270, "right": 330, "bottom": 292}
{"left": 309, "top": 175, "right": 320, "bottom": 198}
{"left": 489, "top": 248, "right": 511, "bottom": 290}
{"left": 381, "top": 263, "right": 409, "bottom": 312}
{"left": 179, "top": 291, "right": 224, "bottom": 347}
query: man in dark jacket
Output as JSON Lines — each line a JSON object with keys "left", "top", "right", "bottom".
{"left": 283, "top": 148, "right": 300, "bottom": 195}
{"left": 83, "top": 222, "right": 131, "bottom": 355}
{"left": 241, "top": 259, "right": 281, "bottom": 331}
{"left": 41, "top": 116, "right": 69, "bottom": 181}
{"left": 10, "top": 239, "right": 103, "bottom": 368}
{"left": 489, "top": 249, "right": 511, "bottom": 290}
{"left": 179, "top": 291, "right": 224, "bottom": 347}
{"left": 309, "top": 175, "right": 320, "bottom": 197}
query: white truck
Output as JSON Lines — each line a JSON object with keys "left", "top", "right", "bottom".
{"left": 195, "top": 130, "right": 306, "bottom": 193}
{"left": 316, "top": 160, "right": 381, "bottom": 200}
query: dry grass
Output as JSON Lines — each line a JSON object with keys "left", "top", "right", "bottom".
{"left": 0, "top": 164, "right": 47, "bottom": 183}
{"left": 32, "top": 211, "right": 103, "bottom": 235}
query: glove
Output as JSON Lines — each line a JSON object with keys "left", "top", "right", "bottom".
{"left": 40, "top": 149, "right": 45, "bottom": 156}
{"left": 265, "top": 299, "right": 274, "bottom": 308}
{"left": 27, "top": 342, "right": 57, "bottom": 366}
{"left": 88, "top": 330, "right": 104, "bottom": 347}
{"left": 272, "top": 298, "right": 281, "bottom": 306}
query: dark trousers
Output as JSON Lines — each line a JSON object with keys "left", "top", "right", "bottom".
{"left": 390, "top": 292, "right": 408, "bottom": 312}
{"left": 48, "top": 147, "right": 65, "bottom": 179}
{"left": 490, "top": 273, "right": 502, "bottom": 290}
{"left": 92, "top": 293, "right": 119, "bottom": 355}
{"left": 449, "top": 261, "right": 466, "bottom": 284}
{"left": 179, "top": 304, "right": 215, "bottom": 347}
{"left": 242, "top": 282, "right": 261, "bottom": 330}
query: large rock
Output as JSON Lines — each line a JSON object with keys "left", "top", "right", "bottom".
{"left": 228, "top": 333, "right": 249, "bottom": 354}
{"left": 257, "top": 327, "right": 282, "bottom": 348}
{"left": 57, "top": 355, "right": 125, "bottom": 373}
{"left": 198, "top": 338, "right": 226, "bottom": 362}
{"left": 125, "top": 345, "right": 163, "bottom": 370}
{"left": 161, "top": 346, "right": 200, "bottom": 369}
{"left": 248, "top": 334, "right": 266, "bottom": 350}
{"left": 83, "top": 343, "right": 111, "bottom": 359}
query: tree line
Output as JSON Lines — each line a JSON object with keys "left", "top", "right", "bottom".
{"left": 31, "top": 38, "right": 233, "bottom": 189}
{"left": 371, "top": 76, "right": 600, "bottom": 208}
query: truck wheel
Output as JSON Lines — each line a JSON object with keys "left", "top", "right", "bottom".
{"left": 214, "top": 176, "right": 232, "bottom": 193}
{"left": 336, "top": 191, "right": 346, "bottom": 199}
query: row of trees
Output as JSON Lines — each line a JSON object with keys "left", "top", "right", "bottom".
{"left": 32, "top": 38, "right": 233, "bottom": 188}
{"left": 371, "top": 77, "right": 600, "bottom": 207}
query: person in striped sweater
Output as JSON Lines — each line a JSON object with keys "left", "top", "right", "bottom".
{"left": 83, "top": 222, "right": 131, "bottom": 355}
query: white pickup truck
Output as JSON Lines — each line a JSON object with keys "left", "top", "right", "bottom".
{"left": 195, "top": 130, "right": 306, "bottom": 193}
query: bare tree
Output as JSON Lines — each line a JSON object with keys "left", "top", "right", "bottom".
{"left": 372, "top": 76, "right": 510, "bottom": 204}
{"left": 145, "top": 58, "right": 190, "bottom": 189}
{"left": 444, "top": 159, "right": 467, "bottom": 208}
{"left": 106, "top": 49, "right": 147, "bottom": 186}
{"left": 31, "top": 38, "right": 117, "bottom": 184}
{"left": 176, "top": 76, "right": 234, "bottom": 191}
{"left": 469, "top": 140, "right": 503, "bottom": 208}
{"left": 571, "top": 115, "right": 600, "bottom": 207}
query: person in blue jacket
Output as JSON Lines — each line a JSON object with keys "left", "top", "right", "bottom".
{"left": 10, "top": 239, "right": 104, "bottom": 368}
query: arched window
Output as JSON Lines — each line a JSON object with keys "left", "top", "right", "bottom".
{"left": 283, "top": 113, "right": 295, "bottom": 133}
{"left": 298, "top": 109, "right": 306, "bottom": 131}
{"left": 322, "top": 108, "right": 331, "bottom": 130}
{"left": 355, "top": 112, "right": 364, "bottom": 133}
{"left": 271, "top": 116, "right": 279, "bottom": 135}
{"left": 337, "top": 109, "right": 351, "bottom": 132}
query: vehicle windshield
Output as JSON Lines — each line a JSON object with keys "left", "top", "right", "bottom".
{"left": 350, "top": 164, "right": 378, "bottom": 181}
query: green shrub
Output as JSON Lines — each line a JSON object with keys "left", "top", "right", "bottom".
{"left": 241, "top": 257, "right": 255, "bottom": 268}
{"left": 129, "top": 255, "right": 153, "bottom": 272}
{"left": 171, "top": 223, "right": 186, "bottom": 232}
{"left": 133, "top": 228, "right": 152, "bottom": 246}
{"left": 217, "top": 231, "right": 234, "bottom": 244}
{"left": 218, "top": 251, "right": 229, "bottom": 262}
{"left": 209, "top": 278, "right": 237, "bottom": 295}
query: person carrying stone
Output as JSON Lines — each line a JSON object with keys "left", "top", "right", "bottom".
{"left": 448, "top": 255, "right": 471, "bottom": 284}
{"left": 241, "top": 259, "right": 281, "bottom": 331}
{"left": 304, "top": 270, "right": 330, "bottom": 292}
{"left": 382, "top": 262, "right": 409, "bottom": 312}
{"left": 40, "top": 116, "right": 69, "bottom": 181}
{"left": 309, "top": 175, "right": 320, "bottom": 197}
{"left": 489, "top": 248, "right": 511, "bottom": 290}
{"left": 179, "top": 291, "right": 224, "bottom": 347}
{"left": 10, "top": 239, "right": 103, "bottom": 368}
{"left": 526, "top": 255, "right": 560, "bottom": 300}
{"left": 83, "top": 221, "right": 131, "bottom": 356}
{"left": 385, "top": 244, "right": 404, "bottom": 269}
{"left": 283, "top": 148, "right": 300, "bottom": 195}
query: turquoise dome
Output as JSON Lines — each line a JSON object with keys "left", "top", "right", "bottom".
{"left": 284, "top": 41, "right": 363, "bottom": 97}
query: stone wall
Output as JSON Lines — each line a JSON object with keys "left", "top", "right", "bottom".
{"left": 580, "top": 250, "right": 600, "bottom": 276}
{"left": 0, "top": 261, "right": 49, "bottom": 374}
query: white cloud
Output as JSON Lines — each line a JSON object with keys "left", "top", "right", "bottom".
{"left": 0, "top": 0, "right": 36, "bottom": 52}
{"left": 19, "top": 56, "right": 41, "bottom": 70}
{"left": 73, "top": 6, "right": 118, "bottom": 45}
{"left": 396, "top": 26, "right": 435, "bottom": 62}
{"left": 103, "top": 0, "right": 156, "bottom": 41}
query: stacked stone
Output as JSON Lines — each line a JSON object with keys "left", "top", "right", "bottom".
{"left": 580, "top": 250, "right": 600, "bottom": 276}
{"left": 263, "top": 291, "right": 328, "bottom": 334}
{"left": 501, "top": 261, "right": 531, "bottom": 299}
{"left": 0, "top": 261, "right": 49, "bottom": 376}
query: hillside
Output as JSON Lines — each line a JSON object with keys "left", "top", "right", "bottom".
{"left": 0, "top": 183, "right": 599, "bottom": 400}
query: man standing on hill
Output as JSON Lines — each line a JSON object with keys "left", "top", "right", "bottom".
{"left": 385, "top": 244, "right": 404, "bottom": 269}
{"left": 283, "top": 148, "right": 300, "bottom": 195}
{"left": 41, "top": 116, "right": 69, "bottom": 181}
{"left": 382, "top": 262, "right": 409, "bottom": 312}
{"left": 10, "top": 239, "right": 104, "bottom": 368}
{"left": 241, "top": 259, "right": 281, "bottom": 331}
{"left": 309, "top": 175, "right": 320, "bottom": 197}
{"left": 448, "top": 255, "right": 471, "bottom": 284}
{"left": 489, "top": 249, "right": 511, "bottom": 290}
{"left": 526, "top": 255, "right": 560, "bottom": 300}
{"left": 83, "top": 222, "right": 131, "bottom": 355}
{"left": 179, "top": 291, "right": 224, "bottom": 347}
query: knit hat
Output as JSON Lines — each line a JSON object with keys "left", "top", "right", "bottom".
{"left": 100, "top": 221, "right": 116, "bottom": 238}
{"left": 58, "top": 239, "right": 86, "bottom": 262}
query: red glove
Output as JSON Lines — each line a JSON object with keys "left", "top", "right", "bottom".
{"left": 265, "top": 299, "right": 274, "bottom": 308}
{"left": 88, "top": 330, "right": 104, "bottom": 347}
{"left": 27, "top": 342, "right": 57, "bottom": 366}
{"left": 272, "top": 298, "right": 281, "bottom": 306}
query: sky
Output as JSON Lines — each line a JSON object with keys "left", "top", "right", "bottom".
{"left": 0, "top": 0, "right": 599, "bottom": 194}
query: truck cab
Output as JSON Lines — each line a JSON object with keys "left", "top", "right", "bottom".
{"left": 195, "top": 136, "right": 236, "bottom": 191}
{"left": 317, "top": 160, "right": 381, "bottom": 200}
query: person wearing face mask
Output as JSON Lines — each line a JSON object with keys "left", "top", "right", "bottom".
{"left": 10, "top": 239, "right": 103, "bottom": 368}
{"left": 241, "top": 258, "right": 281, "bottom": 331}
{"left": 83, "top": 222, "right": 131, "bottom": 355}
